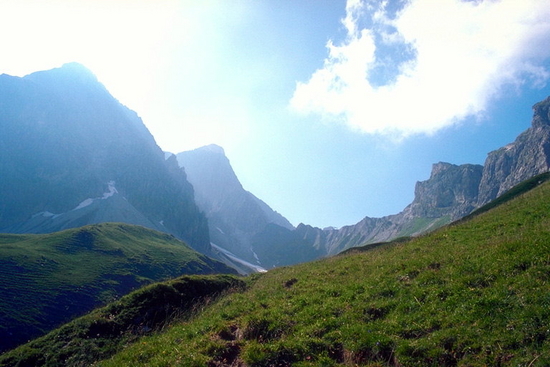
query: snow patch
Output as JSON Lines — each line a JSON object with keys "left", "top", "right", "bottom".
{"left": 102, "top": 181, "right": 118, "bottom": 199}
{"left": 32, "top": 211, "right": 57, "bottom": 218}
{"left": 216, "top": 227, "right": 225, "bottom": 235}
{"left": 211, "top": 243, "right": 267, "bottom": 273}
{"left": 73, "top": 181, "right": 119, "bottom": 211}
{"left": 251, "top": 249, "right": 261, "bottom": 264}
{"left": 74, "top": 198, "right": 94, "bottom": 210}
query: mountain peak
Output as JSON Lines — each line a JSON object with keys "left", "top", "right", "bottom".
{"left": 59, "top": 62, "right": 94, "bottom": 73}
{"left": 532, "top": 96, "right": 550, "bottom": 128}
{"left": 24, "top": 62, "right": 99, "bottom": 87}
{"left": 430, "top": 162, "right": 455, "bottom": 177}
{"left": 200, "top": 144, "right": 226, "bottom": 155}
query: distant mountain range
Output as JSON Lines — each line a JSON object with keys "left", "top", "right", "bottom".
{"left": 175, "top": 96, "right": 550, "bottom": 267}
{"left": 175, "top": 145, "right": 294, "bottom": 270}
{"left": 1, "top": 63, "right": 550, "bottom": 270}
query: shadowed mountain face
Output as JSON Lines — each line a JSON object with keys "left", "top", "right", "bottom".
{"left": 0, "top": 63, "right": 210, "bottom": 253}
{"left": 176, "top": 145, "right": 294, "bottom": 269}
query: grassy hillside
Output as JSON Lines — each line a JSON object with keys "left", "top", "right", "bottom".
{"left": 4, "top": 176, "right": 550, "bottom": 366}
{"left": 100, "top": 178, "right": 549, "bottom": 366}
{"left": 0, "top": 223, "right": 235, "bottom": 353}
{"left": 0, "top": 274, "right": 245, "bottom": 367}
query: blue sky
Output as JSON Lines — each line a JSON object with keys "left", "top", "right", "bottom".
{"left": 1, "top": 0, "right": 550, "bottom": 228}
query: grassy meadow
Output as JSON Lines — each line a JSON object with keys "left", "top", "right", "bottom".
{"left": 0, "top": 223, "right": 233, "bottom": 352}
{"left": 3, "top": 174, "right": 550, "bottom": 366}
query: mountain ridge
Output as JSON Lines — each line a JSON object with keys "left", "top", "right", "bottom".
{"left": 0, "top": 63, "right": 211, "bottom": 254}
{"left": 284, "top": 96, "right": 550, "bottom": 257}
{"left": 180, "top": 96, "right": 550, "bottom": 267}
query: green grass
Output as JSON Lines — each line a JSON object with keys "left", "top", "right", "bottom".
{"left": 396, "top": 215, "right": 451, "bottom": 238}
{"left": 0, "top": 274, "right": 245, "bottom": 367}
{"left": 0, "top": 223, "right": 235, "bottom": 352}
{"left": 4, "top": 177, "right": 550, "bottom": 366}
{"left": 96, "top": 179, "right": 550, "bottom": 366}
{"left": 459, "top": 171, "right": 550, "bottom": 222}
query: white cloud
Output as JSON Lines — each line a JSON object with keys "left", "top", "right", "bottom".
{"left": 291, "top": 0, "right": 550, "bottom": 138}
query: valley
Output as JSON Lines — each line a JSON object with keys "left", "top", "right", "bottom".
{"left": 1, "top": 64, "right": 550, "bottom": 365}
{"left": 2, "top": 172, "right": 549, "bottom": 366}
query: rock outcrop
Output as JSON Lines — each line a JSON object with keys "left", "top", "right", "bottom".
{"left": 407, "top": 162, "right": 483, "bottom": 220}
{"left": 478, "top": 97, "right": 550, "bottom": 205}
{"left": 287, "top": 162, "right": 483, "bottom": 257}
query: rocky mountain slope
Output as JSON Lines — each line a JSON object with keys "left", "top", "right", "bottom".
{"left": 478, "top": 97, "right": 550, "bottom": 205}
{"left": 0, "top": 63, "right": 210, "bottom": 253}
{"left": 176, "top": 145, "right": 293, "bottom": 270}
{"left": 180, "top": 97, "right": 550, "bottom": 267}
{"left": 301, "top": 96, "right": 550, "bottom": 256}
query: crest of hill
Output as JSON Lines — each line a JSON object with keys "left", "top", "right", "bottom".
{"left": 0, "top": 222, "right": 235, "bottom": 353}
{"left": 4, "top": 174, "right": 550, "bottom": 366}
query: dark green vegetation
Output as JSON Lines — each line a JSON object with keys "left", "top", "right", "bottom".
{"left": 0, "top": 223, "right": 235, "bottom": 352}
{"left": 0, "top": 274, "right": 245, "bottom": 367}
{"left": 5, "top": 176, "right": 550, "bottom": 366}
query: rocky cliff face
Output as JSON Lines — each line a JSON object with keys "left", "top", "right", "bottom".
{"left": 289, "top": 162, "right": 483, "bottom": 257}
{"left": 478, "top": 97, "right": 550, "bottom": 205}
{"left": 407, "top": 162, "right": 483, "bottom": 220}
{"left": 307, "top": 97, "right": 550, "bottom": 256}
{"left": 0, "top": 63, "right": 210, "bottom": 253}
{"left": 176, "top": 145, "right": 294, "bottom": 269}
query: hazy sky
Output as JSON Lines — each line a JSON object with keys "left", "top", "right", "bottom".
{"left": 2, "top": 0, "right": 550, "bottom": 228}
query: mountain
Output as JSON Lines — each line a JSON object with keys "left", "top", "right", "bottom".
{"left": 287, "top": 96, "right": 550, "bottom": 257}
{"left": 5, "top": 172, "right": 550, "bottom": 366}
{"left": 176, "top": 145, "right": 294, "bottom": 270}
{"left": 477, "top": 96, "right": 550, "bottom": 205}
{"left": 173, "top": 97, "right": 550, "bottom": 267}
{"left": 0, "top": 63, "right": 210, "bottom": 254}
{"left": 0, "top": 223, "right": 235, "bottom": 353}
